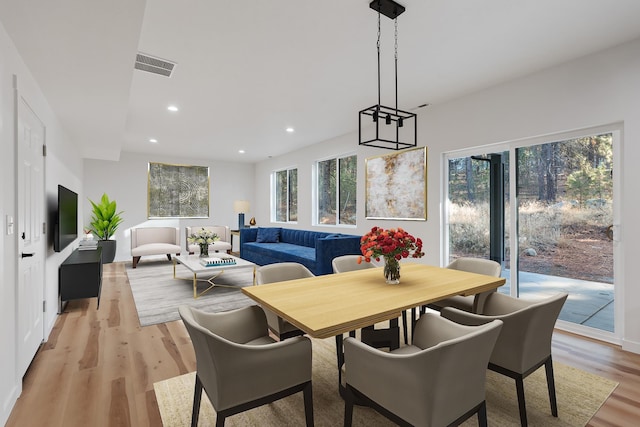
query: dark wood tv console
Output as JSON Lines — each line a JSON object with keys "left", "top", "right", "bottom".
{"left": 59, "top": 247, "right": 103, "bottom": 312}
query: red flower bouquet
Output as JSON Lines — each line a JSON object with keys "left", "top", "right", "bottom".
{"left": 358, "top": 226, "right": 424, "bottom": 263}
{"left": 358, "top": 226, "right": 424, "bottom": 284}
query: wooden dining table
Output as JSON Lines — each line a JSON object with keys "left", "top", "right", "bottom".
{"left": 242, "top": 262, "right": 506, "bottom": 394}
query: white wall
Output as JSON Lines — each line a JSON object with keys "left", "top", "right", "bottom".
{"left": 254, "top": 38, "right": 640, "bottom": 353}
{"left": 0, "top": 21, "right": 84, "bottom": 425}
{"left": 83, "top": 152, "right": 255, "bottom": 262}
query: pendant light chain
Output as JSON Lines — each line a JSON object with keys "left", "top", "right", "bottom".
{"left": 394, "top": 17, "right": 398, "bottom": 114}
{"left": 377, "top": 8, "right": 381, "bottom": 114}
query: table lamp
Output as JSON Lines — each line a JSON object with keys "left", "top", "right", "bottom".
{"left": 233, "top": 200, "right": 250, "bottom": 230}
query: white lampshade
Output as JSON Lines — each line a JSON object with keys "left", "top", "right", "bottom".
{"left": 233, "top": 200, "right": 250, "bottom": 213}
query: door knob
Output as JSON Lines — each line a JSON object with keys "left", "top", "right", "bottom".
{"left": 21, "top": 252, "right": 34, "bottom": 258}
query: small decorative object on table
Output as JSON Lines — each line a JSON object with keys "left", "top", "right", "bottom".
{"left": 358, "top": 226, "right": 424, "bottom": 284}
{"left": 187, "top": 228, "right": 219, "bottom": 258}
{"left": 199, "top": 256, "right": 237, "bottom": 267}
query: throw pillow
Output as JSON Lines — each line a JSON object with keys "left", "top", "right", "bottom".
{"left": 256, "top": 227, "right": 280, "bottom": 243}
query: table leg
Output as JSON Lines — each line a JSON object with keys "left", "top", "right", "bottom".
{"left": 193, "top": 273, "right": 197, "bottom": 299}
{"left": 336, "top": 334, "right": 346, "bottom": 398}
{"left": 360, "top": 319, "right": 400, "bottom": 350}
{"left": 174, "top": 262, "right": 245, "bottom": 299}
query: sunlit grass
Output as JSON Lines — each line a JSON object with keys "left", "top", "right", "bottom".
{"left": 449, "top": 200, "right": 612, "bottom": 256}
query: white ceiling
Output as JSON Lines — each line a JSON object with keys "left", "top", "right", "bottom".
{"left": 2, "top": 0, "right": 640, "bottom": 163}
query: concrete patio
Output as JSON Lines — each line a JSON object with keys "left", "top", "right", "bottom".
{"left": 498, "top": 270, "right": 614, "bottom": 332}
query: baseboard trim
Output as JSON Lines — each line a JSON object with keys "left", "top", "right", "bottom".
{"left": 1, "top": 381, "right": 21, "bottom": 426}
{"left": 622, "top": 338, "right": 640, "bottom": 355}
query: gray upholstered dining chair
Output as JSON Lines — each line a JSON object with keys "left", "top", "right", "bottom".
{"left": 179, "top": 305, "right": 314, "bottom": 427}
{"left": 332, "top": 255, "right": 410, "bottom": 346}
{"left": 441, "top": 292, "right": 568, "bottom": 427}
{"left": 331, "top": 254, "right": 378, "bottom": 273}
{"left": 255, "top": 262, "right": 315, "bottom": 340}
{"left": 343, "top": 313, "right": 503, "bottom": 427}
{"left": 426, "top": 257, "right": 502, "bottom": 313}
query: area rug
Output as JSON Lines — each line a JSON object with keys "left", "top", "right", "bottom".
{"left": 126, "top": 258, "right": 255, "bottom": 327}
{"left": 154, "top": 337, "right": 618, "bottom": 426}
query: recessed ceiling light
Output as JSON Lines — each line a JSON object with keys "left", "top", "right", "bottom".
{"left": 167, "top": 105, "right": 179, "bottom": 112}
{"left": 238, "top": 149, "right": 245, "bottom": 154}
{"left": 149, "top": 138, "right": 158, "bottom": 143}
{"left": 286, "top": 127, "right": 294, "bottom": 133}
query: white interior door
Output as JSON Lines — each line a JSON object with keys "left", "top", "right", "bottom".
{"left": 16, "top": 96, "right": 46, "bottom": 376}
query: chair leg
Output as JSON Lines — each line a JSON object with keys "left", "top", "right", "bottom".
{"left": 166, "top": 254, "right": 172, "bottom": 261}
{"left": 515, "top": 376, "right": 528, "bottom": 427}
{"left": 303, "top": 381, "right": 314, "bottom": 427}
{"left": 192, "top": 375, "right": 203, "bottom": 427}
{"left": 477, "top": 401, "right": 488, "bottom": 427}
{"left": 344, "top": 385, "right": 355, "bottom": 427}
{"left": 545, "top": 356, "right": 558, "bottom": 417}
{"left": 132, "top": 256, "right": 140, "bottom": 268}
{"left": 401, "top": 310, "right": 408, "bottom": 345}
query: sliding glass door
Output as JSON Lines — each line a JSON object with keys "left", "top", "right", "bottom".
{"left": 515, "top": 134, "right": 614, "bottom": 332}
{"left": 445, "top": 128, "right": 619, "bottom": 338}
{"left": 446, "top": 151, "right": 510, "bottom": 281}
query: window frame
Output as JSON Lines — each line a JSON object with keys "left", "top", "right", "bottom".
{"left": 313, "top": 152, "right": 357, "bottom": 227}
{"left": 271, "top": 166, "right": 298, "bottom": 223}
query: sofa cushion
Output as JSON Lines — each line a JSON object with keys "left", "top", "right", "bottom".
{"left": 244, "top": 242, "right": 315, "bottom": 263}
{"left": 131, "top": 243, "right": 182, "bottom": 257}
{"left": 188, "top": 241, "right": 232, "bottom": 254}
{"left": 256, "top": 227, "right": 281, "bottom": 243}
{"left": 280, "top": 228, "right": 328, "bottom": 247}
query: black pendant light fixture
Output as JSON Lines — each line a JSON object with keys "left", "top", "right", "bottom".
{"left": 359, "top": 0, "right": 417, "bottom": 150}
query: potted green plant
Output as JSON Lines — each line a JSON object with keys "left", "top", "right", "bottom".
{"left": 88, "top": 193, "right": 124, "bottom": 263}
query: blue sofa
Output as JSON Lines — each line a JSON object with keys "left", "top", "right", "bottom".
{"left": 240, "top": 227, "right": 361, "bottom": 275}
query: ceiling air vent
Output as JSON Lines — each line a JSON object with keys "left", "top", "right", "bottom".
{"left": 134, "top": 53, "right": 176, "bottom": 77}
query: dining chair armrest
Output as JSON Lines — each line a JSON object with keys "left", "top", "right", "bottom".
{"left": 411, "top": 312, "right": 486, "bottom": 349}
{"left": 215, "top": 336, "right": 312, "bottom": 409}
{"left": 440, "top": 307, "right": 501, "bottom": 326}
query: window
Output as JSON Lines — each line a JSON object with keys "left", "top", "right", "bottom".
{"left": 272, "top": 168, "right": 297, "bottom": 222}
{"left": 316, "top": 154, "right": 357, "bottom": 225}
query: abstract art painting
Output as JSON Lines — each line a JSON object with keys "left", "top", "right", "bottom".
{"left": 148, "top": 162, "right": 209, "bottom": 218}
{"left": 365, "top": 146, "right": 427, "bottom": 220}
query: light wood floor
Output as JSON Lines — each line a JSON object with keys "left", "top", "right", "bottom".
{"left": 6, "top": 262, "right": 640, "bottom": 426}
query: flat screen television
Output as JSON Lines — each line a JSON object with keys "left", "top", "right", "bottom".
{"left": 54, "top": 184, "right": 78, "bottom": 252}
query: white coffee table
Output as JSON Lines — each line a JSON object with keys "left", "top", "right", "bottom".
{"left": 173, "top": 254, "right": 256, "bottom": 299}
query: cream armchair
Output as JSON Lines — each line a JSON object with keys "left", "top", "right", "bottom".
{"left": 344, "top": 313, "right": 503, "bottom": 426}
{"left": 179, "top": 305, "right": 314, "bottom": 426}
{"left": 130, "top": 227, "right": 181, "bottom": 268}
{"left": 185, "top": 225, "right": 232, "bottom": 255}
